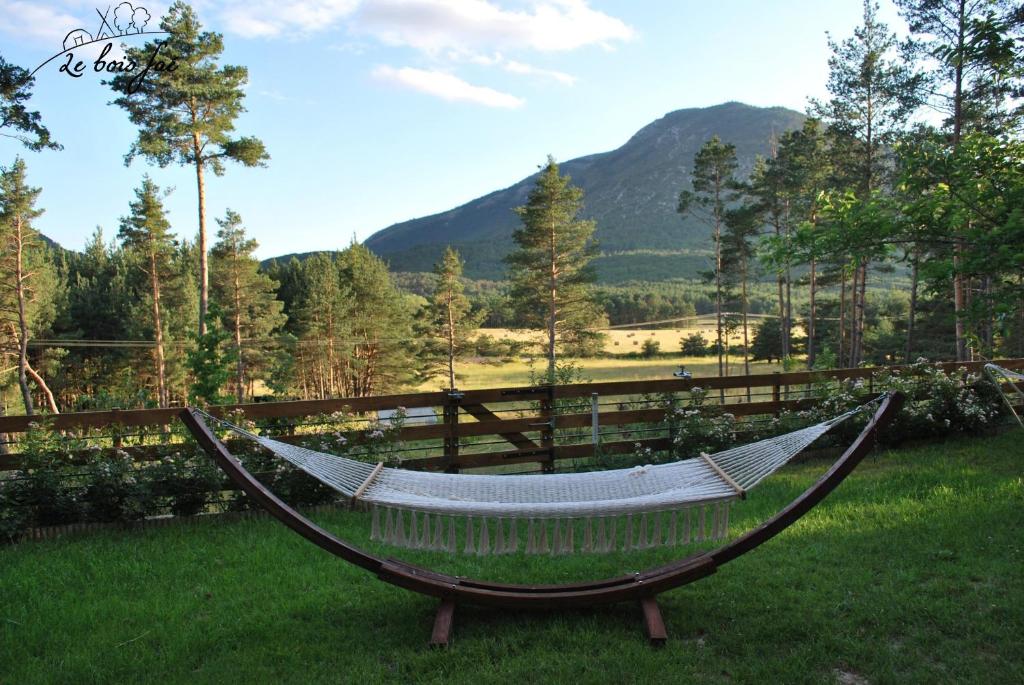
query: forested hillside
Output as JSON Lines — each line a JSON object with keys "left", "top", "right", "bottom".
{"left": 362, "top": 102, "right": 805, "bottom": 279}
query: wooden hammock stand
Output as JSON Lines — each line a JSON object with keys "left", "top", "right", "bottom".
{"left": 180, "top": 391, "right": 903, "bottom": 647}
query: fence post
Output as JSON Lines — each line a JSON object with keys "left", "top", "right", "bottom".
{"left": 772, "top": 372, "right": 781, "bottom": 405}
{"left": 111, "top": 408, "right": 123, "bottom": 450}
{"left": 443, "top": 390, "right": 462, "bottom": 473}
{"left": 591, "top": 393, "right": 600, "bottom": 453}
{"left": 541, "top": 386, "right": 555, "bottom": 473}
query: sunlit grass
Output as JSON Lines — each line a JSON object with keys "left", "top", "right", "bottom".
{"left": 2, "top": 431, "right": 1022, "bottom": 684}
{"left": 420, "top": 355, "right": 785, "bottom": 391}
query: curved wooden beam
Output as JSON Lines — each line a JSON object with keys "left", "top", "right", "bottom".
{"left": 179, "top": 392, "right": 903, "bottom": 609}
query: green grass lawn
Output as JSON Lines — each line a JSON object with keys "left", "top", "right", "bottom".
{"left": 2, "top": 432, "right": 1022, "bottom": 684}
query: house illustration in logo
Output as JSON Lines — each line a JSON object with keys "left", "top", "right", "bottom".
{"left": 63, "top": 28, "right": 93, "bottom": 50}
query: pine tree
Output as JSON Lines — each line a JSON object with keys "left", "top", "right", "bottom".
{"left": 678, "top": 137, "right": 743, "bottom": 393}
{"left": 335, "top": 244, "right": 417, "bottom": 397}
{"left": 0, "top": 56, "right": 60, "bottom": 151}
{"left": 424, "top": 246, "right": 482, "bottom": 389}
{"left": 118, "top": 177, "right": 177, "bottom": 407}
{"left": 290, "top": 247, "right": 417, "bottom": 398}
{"left": 210, "top": 210, "right": 286, "bottom": 402}
{"left": 0, "top": 158, "right": 59, "bottom": 414}
{"left": 897, "top": 0, "right": 1022, "bottom": 359}
{"left": 108, "top": 1, "right": 269, "bottom": 337}
{"left": 507, "top": 157, "right": 601, "bottom": 379}
{"left": 56, "top": 228, "right": 138, "bottom": 406}
{"left": 756, "top": 119, "right": 832, "bottom": 368}
{"left": 750, "top": 150, "right": 793, "bottom": 362}
{"left": 722, "top": 204, "right": 760, "bottom": 397}
{"left": 187, "top": 304, "right": 236, "bottom": 406}
{"left": 812, "top": 0, "right": 922, "bottom": 366}
{"left": 294, "top": 253, "right": 349, "bottom": 398}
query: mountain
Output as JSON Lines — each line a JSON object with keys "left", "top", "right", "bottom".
{"left": 362, "top": 102, "right": 805, "bottom": 282}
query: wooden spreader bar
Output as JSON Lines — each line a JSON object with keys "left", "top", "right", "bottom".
{"left": 179, "top": 392, "right": 903, "bottom": 648}
{"left": 351, "top": 462, "right": 384, "bottom": 502}
{"left": 700, "top": 452, "right": 746, "bottom": 499}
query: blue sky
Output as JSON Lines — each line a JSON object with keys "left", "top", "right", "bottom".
{"left": 0, "top": 0, "right": 907, "bottom": 259}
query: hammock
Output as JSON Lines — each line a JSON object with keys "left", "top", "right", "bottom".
{"left": 192, "top": 399, "right": 874, "bottom": 556}
{"left": 984, "top": 363, "right": 1024, "bottom": 427}
{"left": 181, "top": 393, "right": 903, "bottom": 645}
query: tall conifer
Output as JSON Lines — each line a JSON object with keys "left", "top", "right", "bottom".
{"left": 108, "top": 1, "right": 269, "bottom": 337}
{"left": 507, "top": 157, "right": 601, "bottom": 378}
{"left": 211, "top": 210, "right": 286, "bottom": 402}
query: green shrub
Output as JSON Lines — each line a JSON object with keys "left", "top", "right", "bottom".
{"left": 7, "top": 423, "right": 84, "bottom": 529}
{"left": 680, "top": 333, "right": 710, "bottom": 356}
{"left": 81, "top": 450, "right": 153, "bottom": 523}
{"left": 145, "top": 448, "right": 224, "bottom": 517}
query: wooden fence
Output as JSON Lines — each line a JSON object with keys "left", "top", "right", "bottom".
{"left": 1, "top": 359, "right": 1021, "bottom": 474}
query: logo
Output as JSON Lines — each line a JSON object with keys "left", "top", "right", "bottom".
{"left": 31, "top": 3, "right": 178, "bottom": 93}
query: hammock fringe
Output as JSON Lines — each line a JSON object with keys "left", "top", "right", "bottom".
{"left": 368, "top": 504, "right": 733, "bottom": 556}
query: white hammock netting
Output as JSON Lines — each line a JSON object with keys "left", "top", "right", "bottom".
{"left": 202, "top": 403, "right": 870, "bottom": 555}
{"left": 985, "top": 363, "right": 1024, "bottom": 427}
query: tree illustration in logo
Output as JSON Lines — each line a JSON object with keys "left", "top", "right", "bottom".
{"left": 113, "top": 3, "right": 151, "bottom": 34}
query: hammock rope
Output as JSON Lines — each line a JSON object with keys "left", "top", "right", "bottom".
{"left": 195, "top": 398, "right": 879, "bottom": 555}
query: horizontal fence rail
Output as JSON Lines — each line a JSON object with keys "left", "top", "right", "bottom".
{"left": 0, "top": 359, "right": 1021, "bottom": 474}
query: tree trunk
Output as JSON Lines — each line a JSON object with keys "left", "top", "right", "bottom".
{"left": 777, "top": 270, "right": 787, "bottom": 359}
{"left": 784, "top": 268, "right": 792, "bottom": 363}
{"left": 25, "top": 364, "right": 58, "bottom": 414}
{"left": 193, "top": 134, "right": 209, "bottom": 337}
{"left": 233, "top": 267, "right": 244, "bottom": 404}
{"left": 906, "top": 252, "right": 919, "bottom": 363}
{"left": 855, "top": 260, "right": 868, "bottom": 366}
{"left": 807, "top": 258, "right": 817, "bottom": 369}
{"left": 13, "top": 216, "right": 33, "bottom": 415}
{"left": 741, "top": 259, "right": 750, "bottom": 402}
{"left": 714, "top": 178, "right": 724, "bottom": 402}
{"left": 446, "top": 282, "right": 456, "bottom": 389}
{"left": 850, "top": 265, "right": 860, "bottom": 367}
{"left": 839, "top": 267, "right": 847, "bottom": 368}
{"left": 982, "top": 275, "right": 994, "bottom": 354}
{"left": 783, "top": 199, "right": 792, "bottom": 361}
{"left": 548, "top": 218, "right": 558, "bottom": 380}
{"left": 150, "top": 249, "right": 167, "bottom": 408}
{"left": 952, "top": 1, "right": 968, "bottom": 361}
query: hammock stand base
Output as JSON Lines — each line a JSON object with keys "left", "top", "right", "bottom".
{"left": 179, "top": 392, "right": 902, "bottom": 648}
{"left": 428, "top": 594, "right": 670, "bottom": 648}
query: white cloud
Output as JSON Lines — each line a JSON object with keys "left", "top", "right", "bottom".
{"left": 354, "top": 0, "right": 634, "bottom": 53}
{"left": 215, "top": 0, "right": 633, "bottom": 53}
{"left": 373, "top": 64, "right": 524, "bottom": 107}
{"left": 0, "top": 1, "right": 86, "bottom": 44}
{"left": 503, "top": 58, "right": 574, "bottom": 85}
{"left": 445, "top": 50, "right": 576, "bottom": 85}
{"left": 219, "top": 0, "right": 359, "bottom": 38}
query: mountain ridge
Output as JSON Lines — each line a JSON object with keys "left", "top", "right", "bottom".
{"left": 359, "top": 102, "right": 805, "bottom": 281}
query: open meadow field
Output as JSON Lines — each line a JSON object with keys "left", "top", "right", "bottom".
{"left": 422, "top": 356, "right": 784, "bottom": 391}
{"left": 481, "top": 317, "right": 784, "bottom": 355}
{"left": 2, "top": 432, "right": 1021, "bottom": 684}
{"left": 414, "top": 324, "right": 788, "bottom": 391}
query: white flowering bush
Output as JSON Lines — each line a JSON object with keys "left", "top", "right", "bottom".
{"left": 870, "top": 362, "right": 1004, "bottom": 440}
{"left": 361, "top": 407, "right": 407, "bottom": 467}
{"left": 665, "top": 406, "right": 737, "bottom": 459}
{"left": 145, "top": 449, "right": 224, "bottom": 517}
{"left": 82, "top": 450, "right": 154, "bottom": 522}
